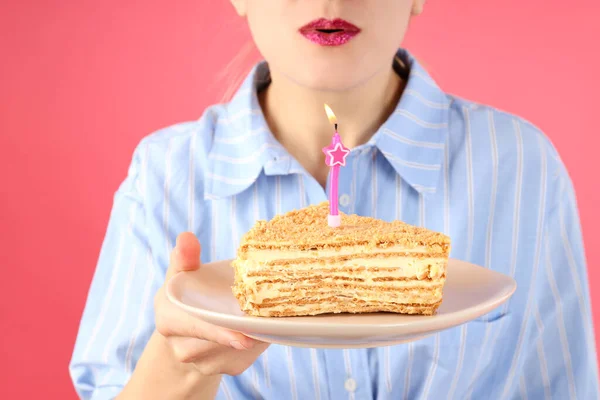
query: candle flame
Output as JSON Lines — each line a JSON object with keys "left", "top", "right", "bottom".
{"left": 324, "top": 104, "right": 337, "bottom": 124}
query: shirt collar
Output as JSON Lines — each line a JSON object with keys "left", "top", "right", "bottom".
{"left": 205, "top": 49, "right": 450, "bottom": 200}
{"left": 370, "top": 50, "right": 451, "bottom": 195}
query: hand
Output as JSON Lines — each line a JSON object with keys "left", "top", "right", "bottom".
{"left": 154, "top": 232, "right": 269, "bottom": 376}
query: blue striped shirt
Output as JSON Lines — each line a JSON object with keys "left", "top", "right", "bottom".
{"left": 69, "top": 49, "right": 599, "bottom": 400}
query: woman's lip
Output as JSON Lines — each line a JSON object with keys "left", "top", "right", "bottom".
{"left": 299, "top": 18, "right": 361, "bottom": 46}
{"left": 299, "top": 18, "right": 360, "bottom": 33}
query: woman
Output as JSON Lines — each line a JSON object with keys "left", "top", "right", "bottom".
{"left": 70, "top": 1, "right": 599, "bottom": 399}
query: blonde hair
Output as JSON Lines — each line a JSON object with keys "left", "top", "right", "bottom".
{"left": 215, "top": 40, "right": 261, "bottom": 103}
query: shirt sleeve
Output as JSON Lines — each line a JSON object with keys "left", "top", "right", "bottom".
{"left": 516, "top": 176, "right": 599, "bottom": 399}
{"left": 69, "top": 142, "right": 162, "bottom": 399}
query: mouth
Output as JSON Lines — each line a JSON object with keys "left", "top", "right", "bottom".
{"left": 299, "top": 18, "right": 361, "bottom": 46}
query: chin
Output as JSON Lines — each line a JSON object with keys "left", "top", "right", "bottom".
{"left": 287, "top": 66, "right": 370, "bottom": 92}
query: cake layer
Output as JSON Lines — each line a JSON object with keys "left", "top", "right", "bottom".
{"left": 232, "top": 203, "right": 451, "bottom": 317}
{"left": 236, "top": 275, "right": 446, "bottom": 301}
{"left": 233, "top": 257, "right": 447, "bottom": 316}
{"left": 238, "top": 202, "right": 451, "bottom": 253}
{"left": 235, "top": 256, "right": 447, "bottom": 280}
{"left": 241, "top": 299, "right": 443, "bottom": 317}
{"left": 235, "top": 281, "right": 444, "bottom": 305}
{"left": 249, "top": 276, "right": 446, "bottom": 286}
{"left": 238, "top": 245, "right": 438, "bottom": 262}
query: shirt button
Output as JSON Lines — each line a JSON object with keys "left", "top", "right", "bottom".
{"left": 339, "top": 194, "right": 351, "bottom": 207}
{"left": 344, "top": 378, "right": 357, "bottom": 392}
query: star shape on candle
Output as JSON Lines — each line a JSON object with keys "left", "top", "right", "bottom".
{"left": 322, "top": 142, "right": 350, "bottom": 167}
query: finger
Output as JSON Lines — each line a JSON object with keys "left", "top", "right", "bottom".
{"left": 185, "top": 313, "right": 258, "bottom": 350}
{"left": 168, "top": 336, "right": 269, "bottom": 374}
{"left": 156, "top": 297, "right": 260, "bottom": 350}
{"left": 167, "top": 232, "right": 201, "bottom": 279}
{"left": 168, "top": 336, "right": 217, "bottom": 364}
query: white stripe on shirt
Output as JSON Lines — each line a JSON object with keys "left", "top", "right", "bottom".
{"left": 343, "top": 350, "right": 355, "bottom": 400}
{"left": 310, "top": 349, "right": 321, "bottom": 400}
{"left": 381, "top": 150, "right": 441, "bottom": 171}
{"left": 403, "top": 343, "right": 414, "bottom": 400}
{"left": 286, "top": 347, "right": 298, "bottom": 400}
{"left": 485, "top": 110, "right": 499, "bottom": 271}
{"left": 519, "top": 375, "right": 529, "bottom": 400}
{"left": 188, "top": 131, "right": 196, "bottom": 231}
{"left": 448, "top": 107, "right": 475, "bottom": 398}
{"left": 101, "top": 246, "right": 139, "bottom": 363}
{"left": 559, "top": 189, "right": 593, "bottom": 349}
{"left": 544, "top": 232, "right": 577, "bottom": 399}
{"left": 394, "top": 109, "right": 449, "bottom": 129}
{"left": 382, "top": 128, "right": 445, "bottom": 149}
{"left": 125, "top": 249, "right": 155, "bottom": 376}
{"left": 421, "top": 333, "right": 441, "bottom": 399}
{"left": 209, "top": 142, "right": 280, "bottom": 164}
{"left": 213, "top": 126, "right": 268, "bottom": 144}
{"left": 231, "top": 196, "right": 239, "bottom": 250}
{"left": 216, "top": 108, "right": 262, "bottom": 125}
{"left": 206, "top": 172, "right": 257, "bottom": 186}
{"left": 221, "top": 379, "right": 234, "bottom": 400}
{"left": 81, "top": 203, "right": 138, "bottom": 361}
{"left": 533, "top": 305, "right": 552, "bottom": 400}
{"left": 262, "top": 351, "right": 271, "bottom": 389}
{"left": 163, "top": 138, "right": 174, "bottom": 254}
{"left": 404, "top": 89, "right": 451, "bottom": 109}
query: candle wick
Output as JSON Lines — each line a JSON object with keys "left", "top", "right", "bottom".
{"left": 334, "top": 123, "right": 338, "bottom": 131}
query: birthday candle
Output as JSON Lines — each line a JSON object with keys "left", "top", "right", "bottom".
{"left": 322, "top": 104, "right": 350, "bottom": 227}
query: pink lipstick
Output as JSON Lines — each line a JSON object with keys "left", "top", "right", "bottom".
{"left": 299, "top": 18, "right": 361, "bottom": 46}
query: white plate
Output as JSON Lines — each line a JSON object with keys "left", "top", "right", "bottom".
{"left": 166, "top": 259, "right": 516, "bottom": 348}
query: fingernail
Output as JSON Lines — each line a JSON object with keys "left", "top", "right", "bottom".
{"left": 230, "top": 340, "right": 248, "bottom": 350}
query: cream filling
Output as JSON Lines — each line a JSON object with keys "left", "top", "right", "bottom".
{"left": 242, "top": 244, "right": 432, "bottom": 262}
{"left": 246, "top": 283, "right": 444, "bottom": 304}
{"left": 246, "top": 274, "right": 445, "bottom": 303}
{"left": 237, "top": 258, "right": 446, "bottom": 304}
{"left": 238, "top": 257, "right": 445, "bottom": 278}
{"left": 247, "top": 296, "right": 441, "bottom": 314}
{"left": 253, "top": 277, "right": 444, "bottom": 291}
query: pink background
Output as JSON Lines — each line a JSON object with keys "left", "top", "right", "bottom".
{"left": 1, "top": 1, "right": 599, "bottom": 398}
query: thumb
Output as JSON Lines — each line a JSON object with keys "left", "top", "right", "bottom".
{"left": 166, "top": 232, "right": 201, "bottom": 280}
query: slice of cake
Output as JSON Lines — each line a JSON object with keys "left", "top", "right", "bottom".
{"left": 232, "top": 202, "right": 451, "bottom": 317}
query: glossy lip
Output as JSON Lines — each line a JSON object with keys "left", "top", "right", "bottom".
{"left": 299, "top": 18, "right": 361, "bottom": 46}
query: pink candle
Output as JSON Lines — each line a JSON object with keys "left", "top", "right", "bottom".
{"left": 322, "top": 104, "right": 350, "bottom": 227}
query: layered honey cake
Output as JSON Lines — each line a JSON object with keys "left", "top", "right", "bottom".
{"left": 232, "top": 202, "right": 451, "bottom": 317}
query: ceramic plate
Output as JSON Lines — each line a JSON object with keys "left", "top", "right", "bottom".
{"left": 166, "top": 259, "right": 516, "bottom": 348}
